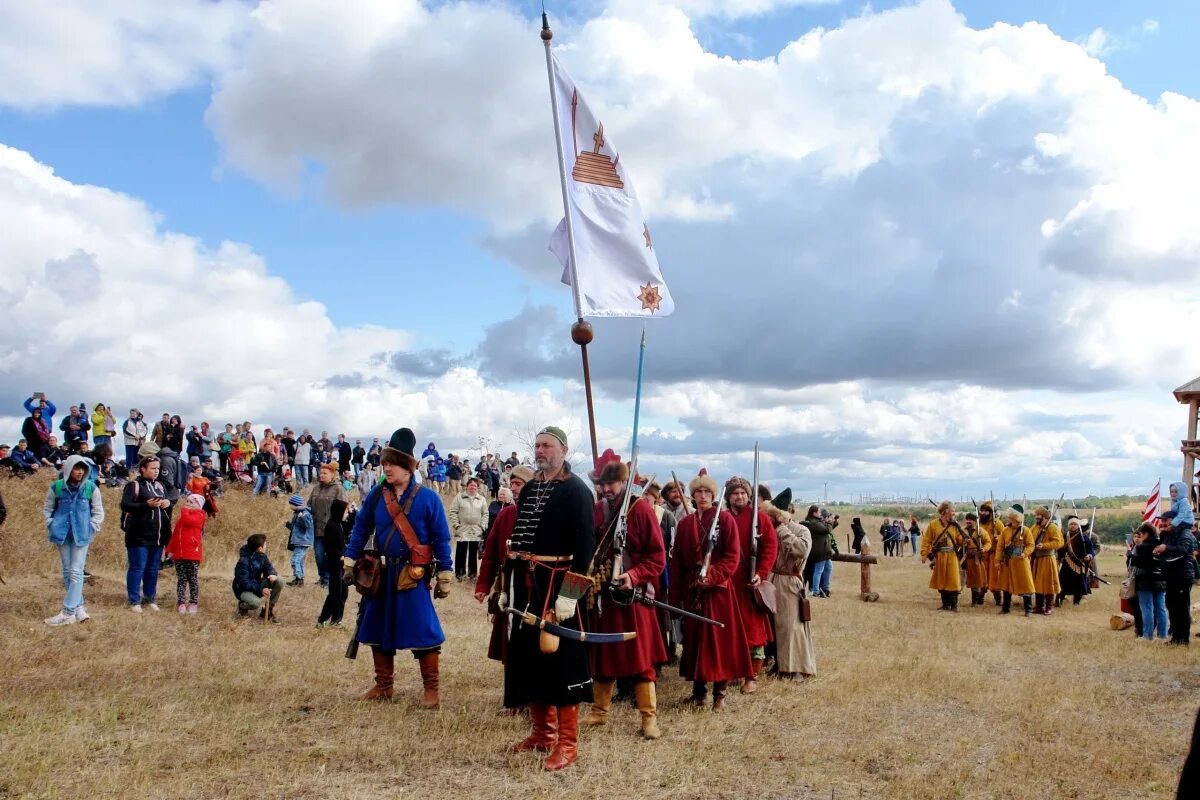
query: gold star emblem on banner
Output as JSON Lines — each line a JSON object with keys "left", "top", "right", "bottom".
{"left": 643, "top": 223, "right": 653, "bottom": 250}
{"left": 638, "top": 283, "right": 662, "bottom": 313}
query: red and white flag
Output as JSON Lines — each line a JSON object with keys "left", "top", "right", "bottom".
{"left": 1142, "top": 479, "right": 1161, "bottom": 522}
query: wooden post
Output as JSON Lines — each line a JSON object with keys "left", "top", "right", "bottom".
{"left": 1186, "top": 400, "right": 1199, "bottom": 504}
{"left": 830, "top": 545, "right": 879, "bottom": 602}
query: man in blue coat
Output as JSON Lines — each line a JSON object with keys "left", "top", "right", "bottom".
{"left": 343, "top": 427, "right": 453, "bottom": 708}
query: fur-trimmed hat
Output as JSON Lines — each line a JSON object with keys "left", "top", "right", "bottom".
{"left": 936, "top": 500, "right": 955, "bottom": 514}
{"left": 1005, "top": 505, "right": 1025, "bottom": 522}
{"left": 380, "top": 427, "right": 418, "bottom": 471}
{"left": 979, "top": 500, "right": 995, "bottom": 513}
{"left": 509, "top": 465, "right": 535, "bottom": 483}
{"left": 724, "top": 476, "right": 752, "bottom": 500}
{"left": 689, "top": 471, "right": 719, "bottom": 497}
{"left": 589, "top": 448, "right": 628, "bottom": 484}
{"left": 1034, "top": 505, "right": 1050, "bottom": 518}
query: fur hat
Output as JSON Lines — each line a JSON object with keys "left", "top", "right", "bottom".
{"left": 965, "top": 512, "right": 978, "bottom": 521}
{"left": 936, "top": 500, "right": 954, "bottom": 514}
{"left": 380, "top": 427, "right": 418, "bottom": 471}
{"left": 689, "top": 472, "right": 719, "bottom": 497}
{"left": 979, "top": 500, "right": 995, "bottom": 513}
{"left": 1034, "top": 505, "right": 1050, "bottom": 518}
{"left": 1005, "top": 506, "right": 1024, "bottom": 523}
{"left": 724, "top": 476, "right": 752, "bottom": 500}
{"left": 589, "top": 448, "right": 628, "bottom": 484}
{"left": 509, "top": 465, "right": 535, "bottom": 483}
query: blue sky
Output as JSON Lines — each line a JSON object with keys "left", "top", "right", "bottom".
{"left": 1, "top": 0, "right": 1187, "bottom": 352}
{"left": 1, "top": 0, "right": 1196, "bottom": 498}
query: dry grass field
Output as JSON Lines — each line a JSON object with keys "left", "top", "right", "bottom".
{"left": 0, "top": 475, "right": 1196, "bottom": 800}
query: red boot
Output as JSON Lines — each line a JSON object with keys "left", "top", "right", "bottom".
{"left": 508, "top": 703, "right": 557, "bottom": 753}
{"left": 543, "top": 705, "right": 579, "bottom": 771}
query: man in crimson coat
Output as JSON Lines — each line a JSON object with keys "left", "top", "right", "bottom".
{"left": 725, "top": 476, "right": 778, "bottom": 693}
{"left": 583, "top": 450, "right": 667, "bottom": 739}
{"left": 668, "top": 471, "right": 752, "bottom": 711}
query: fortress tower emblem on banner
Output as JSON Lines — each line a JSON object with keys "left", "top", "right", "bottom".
{"left": 570, "top": 90, "right": 624, "bottom": 188}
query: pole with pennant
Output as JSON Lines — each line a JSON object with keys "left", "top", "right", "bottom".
{"left": 542, "top": 11, "right": 599, "bottom": 462}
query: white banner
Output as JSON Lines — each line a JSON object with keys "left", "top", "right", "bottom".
{"left": 548, "top": 53, "right": 674, "bottom": 318}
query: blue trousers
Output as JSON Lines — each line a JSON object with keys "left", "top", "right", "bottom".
{"left": 126, "top": 545, "right": 163, "bottom": 604}
{"left": 57, "top": 533, "right": 90, "bottom": 613}
{"left": 1137, "top": 589, "right": 1168, "bottom": 639}
{"left": 291, "top": 546, "right": 310, "bottom": 579}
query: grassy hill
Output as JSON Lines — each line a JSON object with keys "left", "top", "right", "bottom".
{"left": 0, "top": 475, "right": 1195, "bottom": 799}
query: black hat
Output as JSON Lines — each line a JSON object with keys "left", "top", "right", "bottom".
{"left": 771, "top": 488, "right": 792, "bottom": 511}
{"left": 380, "top": 428, "right": 418, "bottom": 471}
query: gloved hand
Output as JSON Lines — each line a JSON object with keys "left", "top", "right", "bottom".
{"left": 434, "top": 570, "right": 453, "bottom": 599}
{"left": 554, "top": 595, "right": 579, "bottom": 622}
{"left": 342, "top": 557, "right": 356, "bottom": 587}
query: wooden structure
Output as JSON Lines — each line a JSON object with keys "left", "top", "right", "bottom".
{"left": 1173, "top": 377, "right": 1200, "bottom": 508}
{"left": 830, "top": 542, "right": 880, "bottom": 602}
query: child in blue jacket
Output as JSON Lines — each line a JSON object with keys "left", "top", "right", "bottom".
{"left": 285, "top": 494, "right": 314, "bottom": 586}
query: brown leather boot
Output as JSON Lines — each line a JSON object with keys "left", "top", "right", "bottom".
{"left": 583, "top": 679, "right": 614, "bottom": 726}
{"left": 634, "top": 681, "right": 661, "bottom": 739}
{"left": 543, "top": 705, "right": 579, "bottom": 771}
{"left": 712, "top": 682, "right": 728, "bottom": 712}
{"left": 417, "top": 650, "right": 439, "bottom": 709}
{"left": 360, "top": 648, "right": 394, "bottom": 700}
{"left": 742, "top": 657, "right": 763, "bottom": 694}
{"left": 508, "top": 703, "right": 557, "bottom": 753}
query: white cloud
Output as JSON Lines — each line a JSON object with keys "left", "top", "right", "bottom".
{"left": 0, "top": 0, "right": 251, "bottom": 109}
{"left": 0, "top": 144, "right": 579, "bottom": 448}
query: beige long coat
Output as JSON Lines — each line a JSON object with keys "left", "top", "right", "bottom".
{"left": 769, "top": 515, "right": 816, "bottom": 677}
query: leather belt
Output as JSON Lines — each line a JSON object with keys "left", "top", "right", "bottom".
{"left": 1004, "top": 547, "right": 1024, "bottom": 557}
{"left": 935, "top": 546, "right": 955, "bottom": 553}
{"left": 509, "top": 551, "right": 573, "bottom": 564}
{"left": 1031, "top": 550, "right": 1052, "bottom": 558}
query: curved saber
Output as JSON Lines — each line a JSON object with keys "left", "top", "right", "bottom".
{"left": 504, "top": 608, "right": 637, "bottom": 643}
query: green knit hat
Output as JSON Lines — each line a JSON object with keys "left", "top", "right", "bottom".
{"left": 539, "top": 425, "right": 568, "bottom": 448}
{"left": 771, "top": 488, "right": 793, "bottom": 512}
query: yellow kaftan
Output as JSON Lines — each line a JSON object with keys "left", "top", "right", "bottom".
{"left": 920, "top": 518, "right": 964, "bottom": 591}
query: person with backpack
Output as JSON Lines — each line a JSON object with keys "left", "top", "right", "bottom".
{"left": 43, "top": 455, "right": 104, "bottom": 625}
{"left": 121, "top": 455, "right": 173, "bottom": 613}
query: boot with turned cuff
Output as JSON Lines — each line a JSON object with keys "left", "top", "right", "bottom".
{"left": 360, "top": 648, "right": 394, "bottom": 700}
{"left": 509, "top": 703, "right": 557, "bottom": 753}
{"left": 417, "top": 650, "right": 440, "bottom": 709}
{"left": 542, "top": 704, "right": 579, "bottom": 771}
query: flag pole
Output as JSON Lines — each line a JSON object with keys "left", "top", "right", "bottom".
{"left": 542, "top": 11, "right": 599, "bottom": 462}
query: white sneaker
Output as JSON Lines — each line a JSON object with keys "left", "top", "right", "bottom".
{"left": 146, "top": 603, "right": 161, "bottom": 612}
{"left": 45, "top": 612, "right": 76, "bottom": 626}
{"left": 130, "top": 604, "right": 143, "bottom": 613}
{"left": 74, "top": 607, "right": 90, "bottom": 623}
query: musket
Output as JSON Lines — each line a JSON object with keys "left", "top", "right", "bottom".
{"left": 748, "top": 441, "right": 761, "bottom": 578}
{"left": 608, "top": 585, "right": 724, "bottom": 627}
{"left": 344, "top": 596, "right": 366, "bottom": 660}
{"left": 504, "top": 607, "right": 636, "bottom": 643}
{"left": 698, "top": 493, "right": 726, "bottom": 581}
